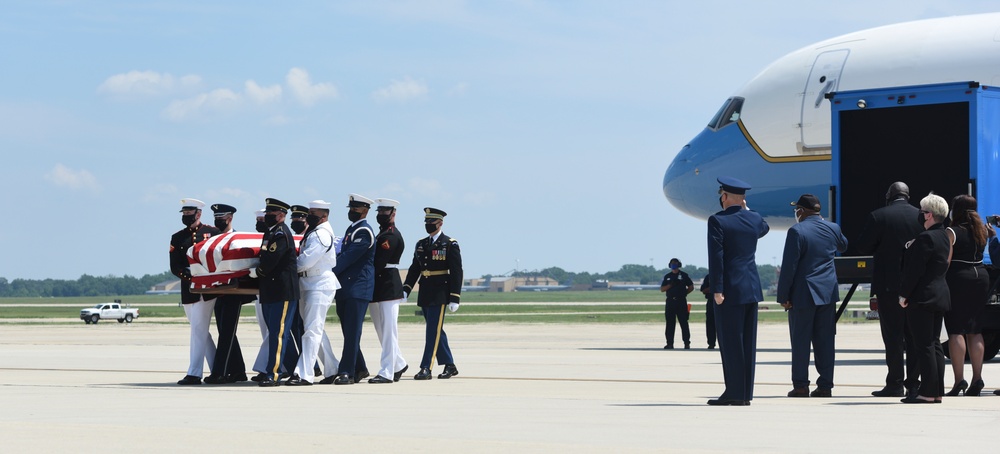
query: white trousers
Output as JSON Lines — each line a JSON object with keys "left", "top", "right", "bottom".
{"left": 296, "top": 289, "right": 340, "bottom": 381}
{"left": 183, "top": 298, "right": 216, "bottom": 377}
{"left": 253, "top": 300, "right": 269, "bottom": 374}
{"left": 370, "top": 298, "right": 407, "bottom": 379}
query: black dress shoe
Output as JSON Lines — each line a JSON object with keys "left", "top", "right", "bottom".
{"left": 707, "top": 345, "right": 715, "bottom": 350}
{"left": 945, "top": 379, "right": 968, "bottom": 396}
{"left": 314, "top": 365, "right": 323, "bottom": 376}
{"left": 226, "top": 374, "right": 248, "bottom": 383}
{"left": 286, "top": 375, "right": 312, "bottom": 386}
{"left": 871, "top": 387, "right": 905, "bottom": 397}
{"left": 177, "top": 375, "right": 202, "bottom": 385}
{"left": 251, "top": 373, "right": 267, "bottom": 383}
{"left": 258, "top": 377, "right": 280, "bottom": 387}
{"left": 279, "top": 372, "right": 291, "bottom": 380}
{"left": 966, "top": 379, "right": 984, "bottom": 396}
{"left": 333, "top": 374, "right": 354, "bottom": 385}
{"left": 706, "top": 399, "right": 749, "bottom": 406}
{"left": 318, "top": 375, "right": 337, "bottom": 385}
{"left": 368, "top": 375, "right": 393, "bottom": 384}
{"left": 414, "top": 368, "right": 433, "bottom": 380}
{"left": 393, "top": 365, "right": 409, "bottom": 382}
{"left": 438, "top": 364, "right": 459, "bottom": 379}
{"left": 664, "top": 345, "right": 674, "bottom": 350}
{"left": 810, "top": 388, "right": 832, "bottom": 398}
{"left": 684, "top": 343, "right": 691, "bottom": 350}
{"left": 203, "top": 375, "right": 225, "bottom": 385}
{"left": 900, "top": 396, "right": 938, "bottom": 403}
{"left": 787, "top": 387, "right": 809, "bottom": 397}
{"left": 354, "top": 370, "right": 370, "bottom": 383}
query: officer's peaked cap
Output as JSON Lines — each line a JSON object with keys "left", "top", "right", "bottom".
{"left": 717, "top": 177, "right": 751, "bottom": 195}
{"left": 265, "top": 198, "right": 290, "bottom": 213}
{"left": 424, "top": 207, "right": 447, "bottom": 220}
{"left": 347, "top": 193, "right": 374, "bottom": 208}
{"left": 255, "top": 208, "right": 266, "bottom": 218}
{"left": 375, "top": 198, "right": 400, "bottom": 209}
{"left": 211, "top": 203, "right": 237, "bottom": 215}
{"left": 180, "top": 198, "right": 205, "bottom": 211}
{"left": 290, "top": 205, "right": 309, "bottom": 218}
{"left": 309, "top": 200, "right": 331, "bottom": 210}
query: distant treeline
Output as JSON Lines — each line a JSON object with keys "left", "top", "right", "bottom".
{"left": 495, "top": 264, "right": 779, "bottom": 289}
{"left": 0, "top": 264, "right": 780, "bottom": 297}
{"left": 0, "top": 272, "right": 175, "bottom": 297}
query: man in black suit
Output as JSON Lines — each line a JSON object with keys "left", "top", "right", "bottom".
{"left": 855, "top": 182, "right": 923, "bottom": 397}
{"left": 254, "top": 198, "right": 300, "bottom": 387}
{"left": 203, "top": 203, "right": 253, "bottom": 384}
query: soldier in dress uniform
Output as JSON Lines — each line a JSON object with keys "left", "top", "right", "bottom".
{"left": 330, "top": 193, "right": 376, "bottom": 385}
{"left": 403, "top": 207, "right": 463, "bottom": 380}
{"left": 290, "top": 205, "right": 309, "bottom": 235}
{"left": 204, "top": 203, "right": 252, "bottom": 384}
{"left": 253, "top": 198, "right": 300, "bottom": 387}
{"left": 278, "top": 204, "right": 311, "bottom": 379}
{"left": 251, "top": 208, "right": 271, "bottom": 382}
{"left": 169, "top": 198, "right": 221, "bottom": 385}
{"left": 367, "top": 198, "right": 408, "bottom": 383}
{"left": 286, "top": 200, "right": 342, "bottom": 386}
{"left": 707, "top": 177, "right": 769, "bottom": 405}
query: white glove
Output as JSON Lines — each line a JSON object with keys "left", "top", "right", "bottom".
{"left": 403, "top": 292, "right": 409, "bottom": 300}
{"left": 448, "top": 302, "right": 459, "bottom": 313}
{"left": 248, "top": 268, "right": 258, "bottom": 279}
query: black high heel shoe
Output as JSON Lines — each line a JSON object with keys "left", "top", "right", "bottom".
{"left": 945, "top": 380, "right": 968, "bottom": 396}
{"left": 965, "top": 379, "right": 984, "bottom": 396}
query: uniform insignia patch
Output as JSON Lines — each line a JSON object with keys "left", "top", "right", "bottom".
{"left": 381, "top": 240, "right": 390, "bottom": 250}
{"left": 268, "top": 242, "right": 277, "bottom": 252}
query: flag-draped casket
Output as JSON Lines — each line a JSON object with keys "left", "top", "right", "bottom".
{"left": 186, "top": 232, "right": 301, "bottom": 293}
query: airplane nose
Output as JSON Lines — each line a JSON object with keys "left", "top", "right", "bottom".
{"left": 663, "top": 144, "right": 702, "bottom": 216}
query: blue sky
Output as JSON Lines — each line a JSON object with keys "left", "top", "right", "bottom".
{"left": 1, "top": 1, "right": 997, "bottom": 280}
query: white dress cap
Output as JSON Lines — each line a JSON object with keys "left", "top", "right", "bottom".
{"left": 374, "top": 198, "right": 399, "bottom": 208}
{"left": 309, "top": 200, "right": 332, "bottom": 210}
{"left": 180, "top": 198, "right": 205, "bottom": 210}
{"left": 255, "top": 208, "right": 266, "bottom": 217}
{"left": 347, "top": 193, "right": 375, "bottom": 208}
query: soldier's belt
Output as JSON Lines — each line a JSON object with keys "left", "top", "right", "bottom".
{"left": 384, "top": 264, "right": 399, "bottom": 269}
{"left": 421, "top": 270, "right": 450, "bottom": 277}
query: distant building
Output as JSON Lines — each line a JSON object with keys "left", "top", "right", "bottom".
{"left": 146, "top": 279, "right": 182, "bottom": 295}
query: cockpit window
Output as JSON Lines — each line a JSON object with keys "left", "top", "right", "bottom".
{"left": 707, "top": 97, "right": 745, "bottom": 131}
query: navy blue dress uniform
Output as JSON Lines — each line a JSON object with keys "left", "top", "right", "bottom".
{"left": 700, "top": 276, "right": 716, "bottom": 349}
{"left": 368, "top": 198, "right": 409, "bottom": 383}
{"left": 660, "top": 259, "right": 694, "bottom": 349}
{"left": 204, "top": 203, "right": 254, "bottom": 384}
{"left": 707, "top": 177, "right": 769, "bottom": 405}
{"left": 255, "top": 198, "right": 301, "bottom": 387}
{"left": 169, "top": 198, "right": 221, "bottom": 385}
{"left": 403, "top": 207, "right": 463, "bottom": 380}
{"left": 775, "top": 195, "right": 848, "bottom": 397}
{"left": 854, "top": 182, "right": 923, "bottom": 397}
{"left": 331, "top": 193, "right": 376, "bottom": 384}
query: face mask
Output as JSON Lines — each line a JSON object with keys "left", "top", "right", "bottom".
{"left": 376, "top": 213, "right": 391, "bottom": 226}
{"left": 182, "top": 214, "right": 196, "bottom": 227}
{"left": 255, "top": 220, "right": 267, "bottom": 233}
{"left": 670, "top": 264, "right": 680, "bottom": 270}
{"left": 306, "top": 214, "right": 321, "bottom": 227}
{"left": 917, "top": 212, "right": 926, "bottom": 227}
{"left": 290, "top": 220, "right": 306, "bottom": 234}
{"left": 214, "top": 219, "right": 229, "bottom": 231}
{"left": 264, "top": 214, "right": 278, "bottom": 228}
{"left": 718, "top": 196, "right": 724, "bottom": 209}
{"left": 348, "top": 211, "right": 362, "bottom": 222}
{"left": 425, "top": 223, "right": 438, "bottom": 234}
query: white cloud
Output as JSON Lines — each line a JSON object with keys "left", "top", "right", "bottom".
{"left": 162, "top": 88, "right": 241, "bottom": 121}
{"left": 408, "top": 178, "right": 447, "bottom": 197}
{"left": 143, "top": 183, "right": 178, "bottom": 202}
{"left": 245, "top": 80, "right": 282, "bottom": 104}
{"left": 97, "top": 70, "right": 201, "bottom": 97}
{"left": 447, "top": 82, "right": 470, "bottom": 96}
{"left": 44, "top": 164, "right": 99, "bottom": 192}
{"left": 286, "top": 67, "right": 338, "bottom": 106}
{"left": 373, "top": 77, "right": 429, "bottom": 102}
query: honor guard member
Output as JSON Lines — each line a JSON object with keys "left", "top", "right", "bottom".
{"left": 277, "top": 204, "right": 311, "bottom": 378}
{"left": 330, "top": 193, "right": 376, "bottom": 384}
{"left": 253, "top": 198, "right": 300, "bottom": 387}
{"left": 368, "top": 198, "right": 409, "bottom": 383}
{"left": 290, "top": 204, "right": 309, "bottom": 235}
{"left": 707, "top": 177, "right": 769, "bottom": 405}
{"left": 660, "top": 258, "right": 694, "bottom": 349}
{"left": 251, "top": 208, "right": 271, "bottom": 382}
{"left": 169, "top": 198, "right": 221, "bottom": 385}
{"left": 204, "top": 203, "right": 253, "bottom": 384}
{"left": 286, "top": 200, "right": 341, "bottom": 385}
{"left": 403, "top": 207, "right": 463, "bottom": 380}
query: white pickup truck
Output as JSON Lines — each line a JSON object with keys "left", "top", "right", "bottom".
{"left": 80, "top": 300, "right": 139, "bottom": 324}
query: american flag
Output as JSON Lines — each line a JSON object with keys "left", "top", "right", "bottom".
{"left": 186, "top": 232, "right": 302, "bottom": 290}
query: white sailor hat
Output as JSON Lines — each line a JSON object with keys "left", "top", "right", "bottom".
{"left": 255, "top": 208, "right": 266, "bottom": 218}
{"left": 347, "top": 193, "right": 374, "bottom": 208}
{"left": 180, "top": 198, "right": 205, "bottom": 211}
{"left": 309, "top": 200, "right": 331, "bottom": 210}
{"left": 375, "top": 198, "right": 399, "bottom": 209}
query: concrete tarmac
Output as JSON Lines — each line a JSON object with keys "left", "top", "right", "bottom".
{"left": 0, "top": 320, "right": 997, "bottom": 452}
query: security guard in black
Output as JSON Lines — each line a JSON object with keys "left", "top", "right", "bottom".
{"left": 660, "top": 258, "right": 694, "bottom": 349}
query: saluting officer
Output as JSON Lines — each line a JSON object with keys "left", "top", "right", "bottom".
{"left": 169, "top": 198, "right": 221, "bottom": 385}
{"left": 254, "top": 198, "right": 300, "bottom": 387}
{"left": 403, "top": 207, "right": 463, "bottom": 380}
{"left": 204, "top": 203, "right": 253, "bottom": 384}
{"left": 368, "top": 198, "right": 408, "bottom": 383}
{"left": 707, "top": 177, "right": 769, "bottom": 406}
{"left": 331, "top": 193, "right": 376, "bottom": 385}
{"left": 287, "top": 200, "right": 342, "bottom": 386}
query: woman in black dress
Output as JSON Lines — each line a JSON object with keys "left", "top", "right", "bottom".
{"left": 899, "top": 193, "right": 951, "bottom": 403}
{"left": 944, "top": 195, "right": 990, "bottom": 396}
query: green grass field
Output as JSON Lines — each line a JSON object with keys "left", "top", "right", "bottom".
{"left": 0, "top": 290, "right": 877, "bottom": 325}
